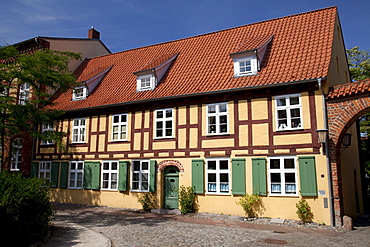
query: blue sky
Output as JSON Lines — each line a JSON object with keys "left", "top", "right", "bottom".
{"left": 1, "top": 0, "right": 369, "bottom": 53}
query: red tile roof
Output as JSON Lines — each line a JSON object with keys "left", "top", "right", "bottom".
{"left": 51, "top": 6, "right": 338, "bottom": 111}
{"left": 327, "top": 79, "right": 370, "bottom": 99}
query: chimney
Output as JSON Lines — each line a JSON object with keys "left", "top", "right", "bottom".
{"left": 88, "top": 27, "right": 100, "bottom": 39}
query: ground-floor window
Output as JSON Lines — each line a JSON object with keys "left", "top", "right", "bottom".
{"left": 39, "top": 161, "right": 51, "bottom": 184}
{"left": 69, "top": 161, "right": 84, "bottom": 189}
{"left": 10, "top": 138, "right": 23, "bottom": 171}
{"left": 268, "top": 156, "right": 297, "bottom": 196}
{"left": 206, "top": 158, "right": 230, "bottom": 194}
{"left": 101, "top": 161, "right": 119, "bottom": 190}
{"left": 131, "top": 160, "right": 150, "bottom": 192}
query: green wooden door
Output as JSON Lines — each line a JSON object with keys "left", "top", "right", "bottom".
{"left": 163, "top": 166, "right": 179, "bottom": 209}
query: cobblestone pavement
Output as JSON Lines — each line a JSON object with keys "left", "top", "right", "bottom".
{"left": 40, "top": 203, "right": 370, "bottom": 247}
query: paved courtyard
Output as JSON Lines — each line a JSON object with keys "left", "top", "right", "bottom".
{"left": 40, "top": 203, "right": 370, "bottom": 247}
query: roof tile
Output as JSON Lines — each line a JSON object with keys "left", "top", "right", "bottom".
{"left": 327, "top": 79, "right": 370, "bottom": 99}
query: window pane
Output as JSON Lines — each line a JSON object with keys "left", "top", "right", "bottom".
{"left": 220, "top": 115, "right": 227, "bottom": 124}
{"left": 133, "top": 161, "right": 140, "bottom": 171}
{"left": 290, "top": 97, "right": 299, "bottom": 105}
{"left": 270, "top": 159, "right": 280, "bottom": 169}
{"left": 278, "top": 110, "right": 287, "bottom": 119}
{"left": 208, "top": 173, "right": 216, "bottom": 182}
{"left": 103, "top": 163, "right": 109, "bottom": 170}
{"left": 141, "top": 173, "right": 148, "bottom": 182}
{"left": 220, "top": 173, "right": 229, "bottom": 182}
{"left": 103, "top": 173, "right": 109, "bottom": 180}
{"left": 112, "top": 162, "right": 118, "bottom": 170}
{"left": 285, "top": 173, "right": 295, "bottom": 183}
{"left": 284, "top": 159, "right": 295, "bottom": 169}
{"left": 78, "top": 162, "right": 83, "bottom": 170}
{"left": 156, "top": 111, "right": 163, "bottom": 119}
{"left": 270, "top": 173, "right": 281, "bottom": 182}
{"left": 166, "top": 109, "right": 172, "bottom": 118}
{"left": 277, "top": 98, "right": 286, "bottom": 106}
{"left": 219, "top": 160, "right": 228, "bottom": 170}
{"left": 133, "top": 173, "right": 139, "bottom": 181}
{"left": 121, "top": 115, "right": 127, "bottom": 122}
{"left": 156, "top": 129, "right": 163, "bottom": 137}
{"left": 113, "top": 115, "right": 119, "bottom": 123}
{"left": 208, "top": 105, "right": 216, "bottom": 113}
{"left": 165, "top": 121, "right": 172, "bottom": 128}
{"left": 291, "top": 118, "right": 301, "bottom": 128}
{"left": 111, "top": 173, "right": 117, "bottom": 181}
{"left": 132, "top": 182, "right": 139, "bottom": 190}
{"left": 219, "top": 104, "right": 227, "bottom": 113}
{"left": 208, "top": 161, "right": 216, "bottom": 170}
{"left": 142, "top": 182, "right": 148, "bottom": 190}
{"left": 142, "top": 162, "right": 149, "bottom": 170}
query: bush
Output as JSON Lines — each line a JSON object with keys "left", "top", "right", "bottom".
{"left": 236, "top": 193, "right": 264, "bottom": 217}
{"left": 138, "top": 192, "right": 156, "bottom": 211}
{"left": 0, "top": 171, "right": 52, "bottom": 246}
{"left": 179, "top": 186, "right": 196, "bottom": 214}
{"left": 296, "top": 199, "right": 314, "bottom": 223}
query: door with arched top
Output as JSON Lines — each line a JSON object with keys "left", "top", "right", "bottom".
{"left": 163, "top": 166, "right": 179, "bottom": 209}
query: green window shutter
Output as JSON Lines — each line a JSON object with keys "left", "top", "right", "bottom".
{"left": 298, "top": 156, "right": 318, "bottom": 196}
{"left": 252, "top": 158, "right": 267, "bottom": 196}
{"left": 232, "top": 158, "right": 246, "bottom": 195}
{"left": 50, "top": 162, "right": 60, "bottom": 188}
{"left": 84, "top": 161, "right": 101, "bottom": 190}
{"left": 118, "top": 161, "right": 128, "bottom": 191}
{"left": 192, "top": 159, "right": 204, "bottom": 194}
{"left": 149, "top": 160, "right": 156, "bottom": 192}
{"left": 30, "top": 162, "right": 39, "bottom": 178}
{"left": 59, "top": 162, "right": 69, "bottom": 188}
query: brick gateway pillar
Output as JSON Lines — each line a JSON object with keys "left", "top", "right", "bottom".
{"left": 326, "top": 79, "right": 370, "bottom": 226}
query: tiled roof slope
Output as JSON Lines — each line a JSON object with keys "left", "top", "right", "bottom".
{"left": 327, "top": 79, "right": 370, "bottom": 99}
{"left": 52, "top": 7, "right": 337, "bottom": 111}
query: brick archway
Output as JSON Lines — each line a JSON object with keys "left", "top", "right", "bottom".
{"left": 327, "top": 79, "right": 370, "bottom": 226}
{"left": 157, "top": 160, "right": 184, "bottom": 173}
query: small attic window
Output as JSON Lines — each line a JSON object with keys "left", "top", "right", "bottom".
{"left": 137, "top": 74, "right": 157, "bottom": 91}
{"left": 233, "top": 55, "right": 258, "bottom": 76}
{"left": 72, "top": 86, "right": 87, "bottom": 100}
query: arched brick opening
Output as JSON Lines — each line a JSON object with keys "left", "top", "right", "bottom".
{"left": 327, "top": 85, "right": 370, "bottom": 226}
{"left": 157, "top": 160, "right": 184, "bottom": 173}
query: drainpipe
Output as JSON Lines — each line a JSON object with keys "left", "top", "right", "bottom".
{"left": 318, "top": 78, "right": 335, "bottom": 226}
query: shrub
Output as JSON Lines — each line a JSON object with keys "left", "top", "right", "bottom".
{"left": 236, "top": 193, "right": 264, "bottom": 217}
{"left": 138, "top": 192, "right": 156, "bottom": 211}
{"left": 296, "top": 199, "right": 314, "bottom": 223}
{"left": 178, "top": 186, "right": 196, "bottom": 214}
{"left": 0, "top": 171, "right": 52, "bottom": 246}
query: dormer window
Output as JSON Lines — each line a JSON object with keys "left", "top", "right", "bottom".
{"left": 137, "top": 74, "right": 156, "bottom": 91}
{"left": 233, "top": 56, "right": 257, "bottom": 76}
{"left": 72, "top": 86, "right": 87, "bottom": 100}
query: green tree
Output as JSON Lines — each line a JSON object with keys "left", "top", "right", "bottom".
{"left": 0, "top": 45, "right": 80, "bottom": 169}
{"left": 346, "top": 46, "right": 370, "bottom": 81}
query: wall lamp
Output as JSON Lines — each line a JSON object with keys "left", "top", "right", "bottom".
{"left": 316, "top": 129, "right": 328, "bottom": 154}
{"left": 342, "top": 133, "right": 352, "bottom": 147}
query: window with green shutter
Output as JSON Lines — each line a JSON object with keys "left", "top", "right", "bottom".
{"left": 192, "top": 159, "right": 204, "bottom": 194}
{"left": 298, "top": 156, "right": 318, "bottom": 196}
{"left": 149, "top": 160, "right": 156, "bottom": 192}
{"left": 30, "top": 162, "right": 39, "bottom": 178}
{"left": 232, "top": 158, "right": 246, "bottom": 195}
{"left": 84, "top": 161, "right": 101, "bottom": 190}
{"left": 118, "top": 161, "right": 128, "bottom": 191}
{"left": 252, "top": 158, "right": 267, "bottom": 196}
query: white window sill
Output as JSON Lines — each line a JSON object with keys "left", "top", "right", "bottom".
{"left": 131, "top": 190, "right": 150, "bottom": 193}
{"left": 206, "top": 192, "right": 231, "bottom": 196}
{"left": 268, "top": 193, "right": 299, "bottom": 197}
{"left": 110, "top": 139, "right": 128, "bottom": 142}
{"left": 276, "top": 127, "right": 303, "bottom": 132}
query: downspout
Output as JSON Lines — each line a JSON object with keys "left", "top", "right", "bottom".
{"left": 318, "top": 78, "right": 335, "bottom": 226}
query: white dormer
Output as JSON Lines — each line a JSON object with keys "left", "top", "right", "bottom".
{"left": 134, "top": 53, "right": 178, "bottom": 92}
{"left": 72, "top": 86, "right": 88, "bottom": 100}
{"left": 230, "top": 34, "right": 274, "bottom": 77}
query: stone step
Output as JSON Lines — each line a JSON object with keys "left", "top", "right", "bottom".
{"left": 151, "top": 209, "right": 181, "bottom": 215}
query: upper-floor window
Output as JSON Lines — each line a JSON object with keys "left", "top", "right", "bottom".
{"left": 39, "top": 161, "right": 51, "bottom": 185}
{"left": 206, "top": 158, "right": 230, "bottom": 194}
{"left": 72, "top": 86, "right": 87, "bottom": 100}
{"left": 233, "top": 56, "right": 257, "bottom": 77}
{"left": 155, "top": 108, "right": 173, "bottom": 138}
{"left": 41, "top": 123, "right": 54, "bottom": 145}
{"left": 112, "top": 114, "right": 128, "bottom": 141}
{"left": 69, "top": 161, "right": 84, "bottom": 189}
{"left": 275, "top": 94, "right": 302, "bottom": 131}
{"left": 18, "top": 83, "right": 30, "bottom": 105}
{"left": 131, "top": 160, "right": 150, "bottom": 192}
{"left": 137, "top": 74, "right": 156, "bottom": 92}
{"left": 10, "top": 138, "right": 23, "bottom": 171}
{"left": 72, "top": 118, "right": 86, "bottom": 143}
{"left": 102, "top": 161, "right": 119, "bottom": 190}
{"left": 207, "top": 103, "right": 228, "bottom": 135}
{"left": 268, "top": 156, "right": 297, "bottom": 196}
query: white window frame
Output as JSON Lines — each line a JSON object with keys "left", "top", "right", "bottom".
{"left": 18, "top": 83, "right": 30, "bottom": 105}
{"left": 206, "top": 102, "right": 229, "bottom": 135}
{"left": 111, "top": 114, "right": 128, "bottom": 141}
{"left": 10, "top": 138, "right": 23, "bottom": 171}
{"left": 206, "top": 158, "right": 230, "bottom": 195}
{"left": 39, "top": 161, "right": 51, "bottom": 184}
{"left": 233, "top": 56, "right": 257, "bottom": 77}
{"left": 155, "top": 108, "right": 174, "bottom": 138}
{"left": 275, "top": 94, "right": 303, "bottom": 131}
{"left": 268, "top": 156, "right": 298, "bottom": 196}
{"left": 101, "top": 160, "right": 119, "bottom": 191}
{"left": 72, "top": 118, "right": 86, "bottom": 143}
{"left": 69, "top": 161, "right": 84, "bottom": 189}
{"left": 72, "top": 86, "right": 87, "bottom": 100}
{"left": 136, "top": 74, "right": 156, "bottom": 91}
{"left": 131, "top": 160, "right": 150, "bottom": 192}
{"left": 41, "top": 123, "right": 54, "bottom": 145}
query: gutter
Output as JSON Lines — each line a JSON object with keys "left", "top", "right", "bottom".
{"left": 64, "top": 77, "right": 325, "bottom": 113}
{"left": 318, "top": 78, "right": 335, "bottom": 226}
